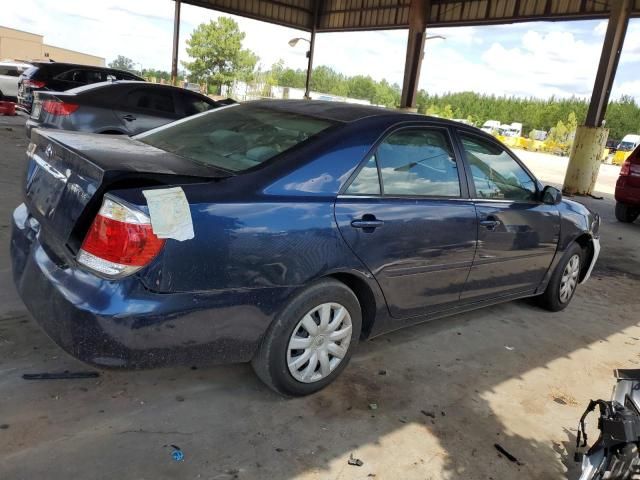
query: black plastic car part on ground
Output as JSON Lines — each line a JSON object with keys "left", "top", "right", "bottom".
{"left": 17, "top": 62, "right": 144, "bottom": 111}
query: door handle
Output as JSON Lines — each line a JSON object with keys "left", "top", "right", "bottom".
{"left": 122, "top": 114, "right": 136, "bottom": 121}
{"left": 480, "top": 219, "right": 501, "bottom": 230}
{"left": 351, "top": 220, "right": 384, "bottom": 228}
{"left": 351, "top": 215, "right": 384, "bottom": 232}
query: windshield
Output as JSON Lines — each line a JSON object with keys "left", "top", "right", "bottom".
{"left": 619, "top": 141, "right": 638, "bottom": 152}
{"left": 137, "top": 104, "right": 336, "bottom": 173}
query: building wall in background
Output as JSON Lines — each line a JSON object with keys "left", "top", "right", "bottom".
{"left": 0, "top": 26, "right": 104, "bottom": 66}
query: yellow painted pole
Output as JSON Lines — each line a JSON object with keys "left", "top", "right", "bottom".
{"left": 562, "top": 125, "right": 608, "bottom": 196}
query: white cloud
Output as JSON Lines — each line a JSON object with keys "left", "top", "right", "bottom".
{"left": 421, "top": 27, "right": 621, "bottom": 99}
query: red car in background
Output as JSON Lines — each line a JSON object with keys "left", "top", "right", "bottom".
{"left": 615, "top": 144, "right": 640, "bottom": 223}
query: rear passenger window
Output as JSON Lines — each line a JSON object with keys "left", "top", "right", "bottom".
{"left": 347, "top": 156, "right": 380, "bottom": 195}
{"left": 0, "top": 67, "right": 20, "bottom": 77}
{"left": 55, "top": 69, "right": 84, "bottom": 82}
{"left": 127, "top": 89, "right": 175, "bottom": 113}
{"left": 377, "top": 129, "right": 460, "bottom": 197}
{"left": 182, "top": 94, "right": 211, "bottom": 116}
{"left": 85, "top": 71, "right": 106, "bottom": 83}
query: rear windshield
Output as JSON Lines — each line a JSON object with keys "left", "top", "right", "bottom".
{"left": 136, "top": 104, "right": 336, "bottom": 173}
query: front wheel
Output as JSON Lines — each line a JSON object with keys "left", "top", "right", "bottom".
{"left": 615, "top": 202, "right": 639, "bottom": 223}
{"left": 252, "top": 279, "right": 362, "bottom": 396}
{"left": 537, "top": 242, "right": 583, "bottom": 312}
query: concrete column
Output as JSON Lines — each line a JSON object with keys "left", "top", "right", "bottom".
{"left": 399, "top": 0, "right": 429, "bottom": 109}
{"left": 563, "top": 0, "right": 630, "bottom": 195}
{"left": 563, "top": 126, "right": 609, "bottom": 196}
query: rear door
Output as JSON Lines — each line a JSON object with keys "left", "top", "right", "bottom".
{"left": 335, "top": 125, "right": 477, "bottom": 318}
{"left": 456, "top": 131, "right": 560, "bottom": 301}
{"left": 115, "top": 86, "right": 181, "bottom": 135}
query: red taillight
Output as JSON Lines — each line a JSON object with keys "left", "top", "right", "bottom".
{"left": 42, "top": 100, "right": 79, "bottom": 116}
{"left": 620, "top": 160, "right": 631, "bottom": 176}
{"left": 25, "top": 80, "right": 46, "bottom": 88}
{"left": 78, "top": 198, "right": 165, "bottom": 278}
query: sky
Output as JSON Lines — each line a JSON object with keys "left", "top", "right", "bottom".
{"left": 3, "top": 0, "right": 640, "bottom": 101}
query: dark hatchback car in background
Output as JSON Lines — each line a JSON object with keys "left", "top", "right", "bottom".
{"left": 615, "top": 144, "right": 640, "bottom": 223}
{"left": 17, "top": 61, "right": 143, "bottom": 111}
{"left": 11, "top": 100, "right": 600, "bottom": 397}
{"left": 26, "top": 81, "right": 223, "bottom": 137}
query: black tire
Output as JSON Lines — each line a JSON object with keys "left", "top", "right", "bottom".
{"left": 615, "top": 202, "right": 639, "bottom": 223}
{"left": 537, "top": 242, "right": 584, "bottom": 312}
{"left": 251, "top": 279, "right": 362, "bottom": 397}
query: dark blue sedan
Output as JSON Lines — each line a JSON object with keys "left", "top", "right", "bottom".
{"left": 11, "top": 100, "right": 600, "bottom": 396}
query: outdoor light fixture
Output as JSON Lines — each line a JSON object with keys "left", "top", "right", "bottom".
{"left": 288, "top": 37, "right": 310, "bottom": 48}
{"left": 288, "top": 37, "right": 313, "bottom": 99}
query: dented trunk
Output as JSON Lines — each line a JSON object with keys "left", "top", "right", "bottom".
{"left": 24, "top": 129, "right": 228, "bottom": 259}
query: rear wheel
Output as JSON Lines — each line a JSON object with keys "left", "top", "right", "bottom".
{"left": 537, "top": 242, "right": 583, "bottom": 312}
{"left": 252, "top": 279, "right": 361, "bottom": 396}
{"left": 615, "top": 202, "right": 639, "bottom": 223}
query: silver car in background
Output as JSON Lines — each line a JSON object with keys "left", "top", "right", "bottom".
{"left": 25, "top": 81, "right": 225, "bottom": 138}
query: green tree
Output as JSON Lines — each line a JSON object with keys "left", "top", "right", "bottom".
{"left": 182, "top": 17, "right": 259, "bottom": 92}
{"left": 109, "top": 55, "right": 136, "bottom": 72}
{"left": 141, "top": 68, "right": 171, "bottom": 81}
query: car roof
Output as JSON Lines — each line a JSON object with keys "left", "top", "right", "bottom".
{"left": 246, "top": 99, "right": 474, "bottom": 128}
{"left": 28, "top": 62, "right": 144, "bottom": 77}
{"left": 66, "top": 80, "right": 213, "bottom": 98}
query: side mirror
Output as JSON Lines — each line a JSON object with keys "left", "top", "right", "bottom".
{"left": 541, "top": 185, "right": 562, "bottom": 205}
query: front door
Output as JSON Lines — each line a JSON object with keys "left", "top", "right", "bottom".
{"left": 456, "top": 131, "right": 560, "bottom": 301}
{"left": 335, "top": 126, "right": 477, "bottom": 318}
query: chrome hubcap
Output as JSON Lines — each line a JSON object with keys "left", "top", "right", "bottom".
{"left": 559, "top": 254, "right": 580, "bottom": 303}
{"left": 287, "top": 302, "right": 353, "bottom": 383}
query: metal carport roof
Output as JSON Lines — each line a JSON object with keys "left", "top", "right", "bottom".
{"left": 179, "top": 0, "right": 640, "bottom": 32}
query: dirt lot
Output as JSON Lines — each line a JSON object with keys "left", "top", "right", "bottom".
{"left": 1, "top": 115, "right": 639, "bottom": 480}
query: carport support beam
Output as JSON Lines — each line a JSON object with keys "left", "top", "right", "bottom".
{"left": 399, "top": 0, "right": 430, "bottom": 111}
{"left": 171, "top": 0, "right": 182, "bottom": 86}
{"left": 563, "top": 0, "right": 631, "bottom": 195}
{"left": 304, "top": 1, "right": 319, "bottom": 99}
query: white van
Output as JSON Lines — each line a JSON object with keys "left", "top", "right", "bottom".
{"left": 618, "top": 134, "right": 640, "bottom": 152}
{"left": 0, "top": 60, "right": 32, "bottom": 100}
{"left": 481, "top": 120, "right": 501, "bottom": 134}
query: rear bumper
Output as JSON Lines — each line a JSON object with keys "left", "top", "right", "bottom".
{"left": 11, "top": 203, "right": 292, "bottom": 368}
{"left": 615, "top": 178, "right": 640, "bottom": 206}
{"left": 25, "top": 118, "right": 40, "bottom": 139}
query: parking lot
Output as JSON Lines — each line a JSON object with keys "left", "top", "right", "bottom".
{"left": 0, "top": 113, "right": 639, "bottom": 479}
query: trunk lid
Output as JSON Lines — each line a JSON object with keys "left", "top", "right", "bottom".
{"left": 25, "top": 129, "right": 229, "bottom": 256}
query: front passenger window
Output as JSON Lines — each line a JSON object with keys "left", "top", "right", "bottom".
{"left": 460, "top": 133, "right": 537, "bottom": 201}
{"left": 377, "top": 129, "right": 461, "bottom": 197}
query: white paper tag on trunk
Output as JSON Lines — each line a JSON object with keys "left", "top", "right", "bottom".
{"left": 142, "top": 187, "right": 194, "bottom": 241}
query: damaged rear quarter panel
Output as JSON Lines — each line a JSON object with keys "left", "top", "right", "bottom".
{"left": 114, "top": 192, "right": 359, "bottom": 293}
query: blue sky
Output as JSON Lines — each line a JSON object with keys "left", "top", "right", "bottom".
{"left": 3, "top": 0, "right": 640, "bottom": 100}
